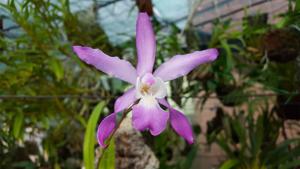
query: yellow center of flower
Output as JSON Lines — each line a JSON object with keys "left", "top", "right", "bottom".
{"left": 136, "top": 74, "right": 167, "bottom": 99}
{"left": 140, "top": 84, "right": 151, "bottom": 95}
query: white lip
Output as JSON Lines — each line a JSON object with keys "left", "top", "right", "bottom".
{"left": 138, "top": 95, "right": 158, "bottom": 109}
{"left": 136, "top": 75, "right": 167, "bottom": 99}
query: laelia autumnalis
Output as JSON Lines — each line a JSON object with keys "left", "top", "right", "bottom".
{"left": 73, "top": 12, "right": 218, "bottom": 147}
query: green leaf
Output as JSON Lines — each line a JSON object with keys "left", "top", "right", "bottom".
{"left": 12, "top": 161, "right": 36, "bottom": 169}
{"left": 295, "top": 0, "right": 300, "bottom": 12}
{"left": 220, "top": 39, "right": 234, "bottom": 71}
{"left": 13, "top": 111, "right": 24, "bottom": 139}
{"left": 220, "top": 159, "right": 239, "bottom": 169}
{"left": 9, "top": 0, "right": 16, "bottom": 10}
{"left": 253, "top": 115, "right": 264, "bottom": 156}
{"left": 182, "top": 145, "right": 198, "bottom": 169}
{"left": 232, "top": 118, "right": 246, "bottom": 146}
{"left": 265, "top": 139, "right": 299, "bottom": 165}
{"left": 54, "top": 163, "right": 61, "bottom": 169}
{"left": 98, "top": 138, "right": 115, "bottom": 169}
{"left": 280, "top": 158, "right": 300, "bottom": 169}
{"left": 49, "top": 58, "right": 64, "bottom": 81}
{"left": 83, "top": 101, "right": 106, "bottom": 169}
{"left": 216, "top": 136, "right": 234, "bottom": 157}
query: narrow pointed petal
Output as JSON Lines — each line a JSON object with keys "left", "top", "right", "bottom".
{"left": 154, "top": 48, "right": 218, "bottom": 81}
{"left": 132, "top": 96, "right": 169, "bottom": 135}
{"left": 136, "top": 12, "right": 156, "bottom": 76}
{"left": 114, "top": 87, "right": 137, "bottom": 113}
{"left": 169, "top": 107, "right": 194, "bottom": 144}
{"left": 73, "top": 46, "right": 137, "bottom": 84}
{"left": 159, "top": 99, "right": 194, "bottom": 144}
{"left": 97, "top": 112, "right": 117, "bottom": 147}
{"left": 97, "top": 88, "right": 137, "bottom": 147}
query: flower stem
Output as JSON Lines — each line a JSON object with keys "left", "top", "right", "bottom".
{"left": 96, "top": 100, "right": 139, "bottom": 168}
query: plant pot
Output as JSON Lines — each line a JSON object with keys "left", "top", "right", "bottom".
{"left": 262, "top": 29, "right": 300, "bottom": 63}
{"left": 277, "top": 95, "right": 300, "bottom": 120}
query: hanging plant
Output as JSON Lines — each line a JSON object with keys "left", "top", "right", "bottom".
{"left": 262, "top": 28, "right": 300, "bottom": 63}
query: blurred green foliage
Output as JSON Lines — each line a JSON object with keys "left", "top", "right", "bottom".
{"left": 208, "top": 105, "right": 300, "bottom": 169}
{"left": 84, "top": 102, "right": 107, "bottom": 169}
{"left": 0, "top": 0, "right": 122, "bottom": 168}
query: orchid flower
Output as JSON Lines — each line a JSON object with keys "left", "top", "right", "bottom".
{"left": 73, "top": 12, "right": 218, "bottom": 147}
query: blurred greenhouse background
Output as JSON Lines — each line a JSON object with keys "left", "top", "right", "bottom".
{"left": 0, "top": 0, "right": 300, "bottom": 169}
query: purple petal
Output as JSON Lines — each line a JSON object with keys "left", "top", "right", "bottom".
{"left": 158, "top": 98, "right": 169, "bottom": 107}
{"left": 114, "top": 87, "right": 137, "bottom": 113}
{"left": 97, "top": 112, "right": 117, "bottom": 147}
{"left": 169, "top": 107, "right": 194, "bottom": 144}
{"left": 154, "top": 48, "right": 218, "bottom": 81}
{"left": 132, "top": 97, "right": 169, "bottom": 135}
{"left": 159, "top": 99, "right": 194, "bottom": 144}
{"left": 97, "top": 88, "right": 137, "bottom": 147}
{"left": 136, "top": 12, "right": 156, "bottom": 76}
{"left": 73, "top": 46, "right": 137, "bottom": 84}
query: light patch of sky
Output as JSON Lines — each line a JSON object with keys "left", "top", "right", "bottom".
{"left": 0, "top": 63, "right": 6, "bottom": 72}
{"left": 1, "top": 0, "right": 189, "bottom": 44}
{"left": 0, "top": 1, "right": 22, "bottom": 37}
{"left": 69, "top": 0, "right": 93, "bottom": 13}
{"left": 153, "top": 0, "right": 188, "bottom": 29}
{"left": 68, "top": 0, "right": 137, "bottom": 44}
{"left": 98, "top": 0, "right": 137, "bottom": 44}
{"left": 97, "top": 0, "right": 189, "bottom": 44}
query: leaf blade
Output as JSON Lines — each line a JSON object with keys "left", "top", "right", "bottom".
{"left": 83, "top": 101, "right": 106, "bottom": 169}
